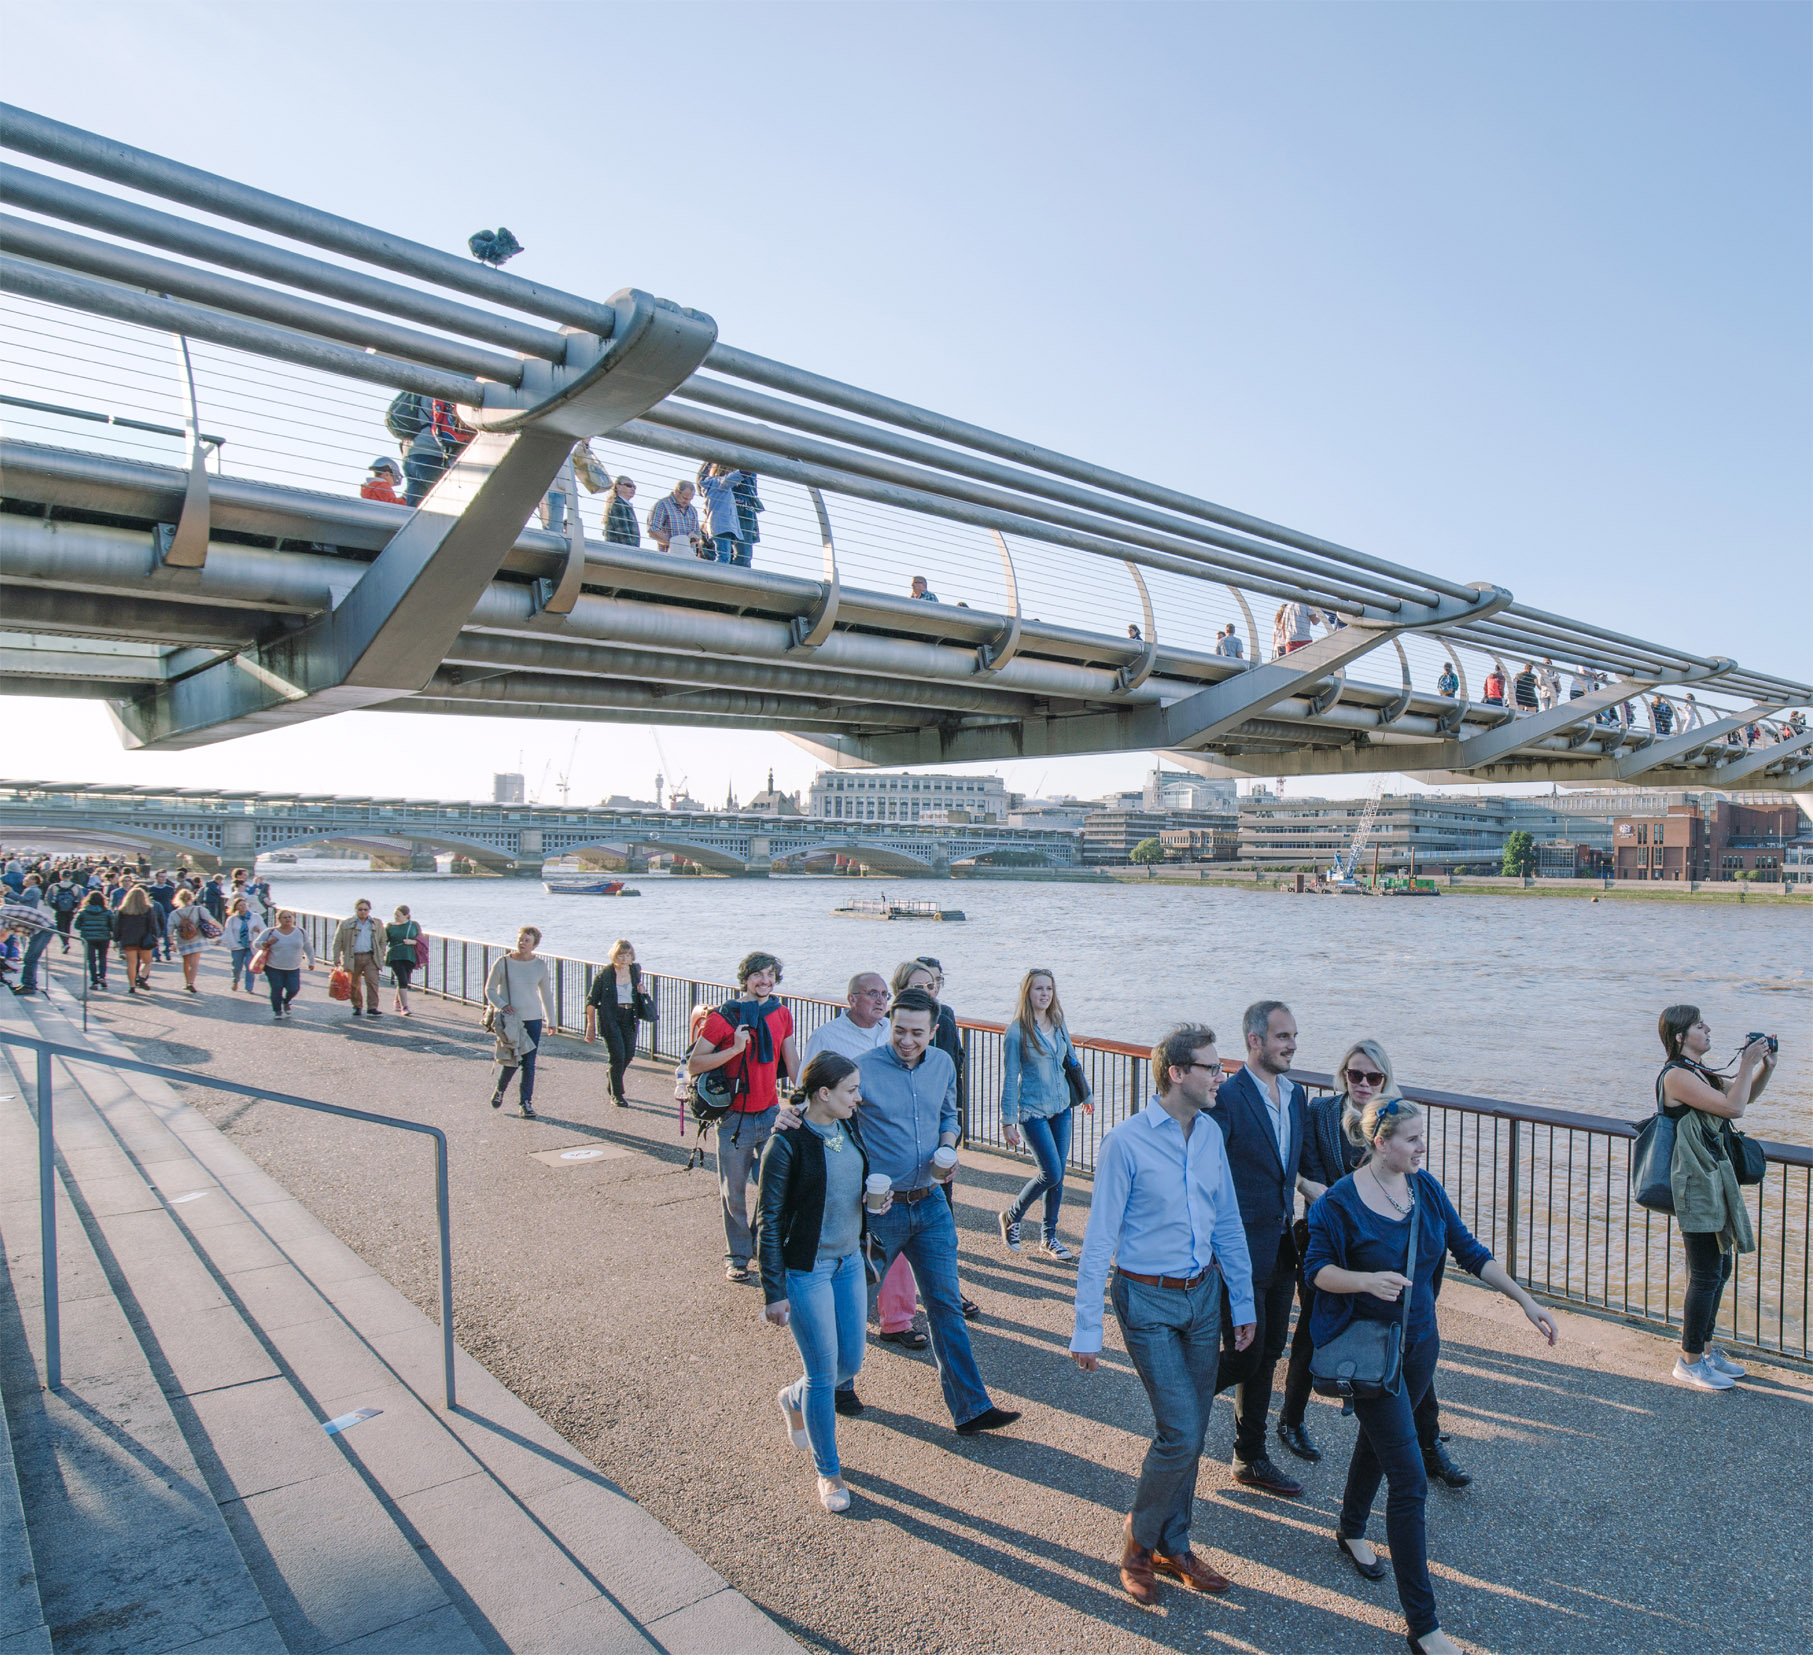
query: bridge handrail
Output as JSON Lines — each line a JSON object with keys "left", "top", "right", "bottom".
{"left": 0, "top": 1027, "right": 458, "bottom": 1407}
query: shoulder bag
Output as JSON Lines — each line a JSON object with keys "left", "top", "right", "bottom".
{"left": 1631, "top": 1066, "right": 1680, "bottom": 1213}
{"left": 1310, "top": 1185, "right": 1420, "bottom": 1401}
{"left": 1722, "top": 1121, "right": 1767, "bottom": 1186}
{"left": 1059, "top": 1030, "right": 1091, "bottom": 1109}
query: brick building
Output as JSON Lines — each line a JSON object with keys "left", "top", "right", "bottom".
{"left": 1611, "top": 800, "right": 1803, "bottom": 882}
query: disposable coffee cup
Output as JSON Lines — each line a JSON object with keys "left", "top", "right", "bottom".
{"left": 931, "top": 1146, "right": 958, "bottom": 1173}
{"left": 865, "top": 1174, "right": 892, "bottom": 1213}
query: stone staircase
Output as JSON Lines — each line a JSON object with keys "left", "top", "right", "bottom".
{"left": 0, "top": 990, "right": 796, "bottom": 1655}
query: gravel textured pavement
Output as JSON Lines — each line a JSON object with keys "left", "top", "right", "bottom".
{"left": 65, "top": 956, "right": 1813, "bottom": 1655}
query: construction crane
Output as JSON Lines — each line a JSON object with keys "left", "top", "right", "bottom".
{"left": 554, "top": 731, "right": 580, "bottom": 807}
{"left": 1328, "top": 778, "right": 1386, "bottom": 887}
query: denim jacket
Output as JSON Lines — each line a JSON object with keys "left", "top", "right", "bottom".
{"left": 1000, "top": 1019, "right": 1076, "bottom": 1125}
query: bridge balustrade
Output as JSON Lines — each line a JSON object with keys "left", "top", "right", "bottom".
{"left": 293, "top": 910, "right": 1809, "bottom": 1363}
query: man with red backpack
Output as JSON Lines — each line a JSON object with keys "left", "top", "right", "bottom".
{"left": 688, "top": 951, "right": 801, "bottom": 1283}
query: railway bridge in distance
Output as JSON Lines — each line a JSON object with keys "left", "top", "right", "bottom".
{"left": 0, "top": 102, "right": 1807, "bottom": 797}
{"left": 0, "top": 782, "right": 1082, "bottom": 877}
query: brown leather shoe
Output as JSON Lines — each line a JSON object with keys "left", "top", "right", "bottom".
{"left": 1152, "top": 1550, "right": 1231, "bottom": 1594}
{"left": 1119, "top": 1519, "right": 1160, "bottom": 1607}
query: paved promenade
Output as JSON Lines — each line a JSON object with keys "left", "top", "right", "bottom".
{"left": 51, "top": 955, "right": 1813, "bottom": 1654}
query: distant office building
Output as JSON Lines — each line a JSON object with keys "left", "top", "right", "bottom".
{"left": 1143, "top": 769, "right": 1238, "bottom": 814}
{"left": 811, "top": 770, "right": 1007, "bottom": 824}
{"left": 492, "top": 773, "right": 525, "bottom": 804}
{"left": 1161, "top": 825, "right": 1241, "bottom": 862}
{"left": 1611, "top": 800, "right": 1802, "bottom": 883}
{"left": 1083, "top": 808, "right": 1170, "bottom": 864}
{"left": 1009, "top": 801, "right": 1089, "bottom": 832}
{"left": 1536, "top": 841, "right": 1608, "bottom": 879}
{"left": 1239, "top": 793, "right": 1612, "bottom": 872}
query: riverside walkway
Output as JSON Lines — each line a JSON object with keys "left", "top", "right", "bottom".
{"left": 11, "top": 955, "right": 1811, "bottom": 1655}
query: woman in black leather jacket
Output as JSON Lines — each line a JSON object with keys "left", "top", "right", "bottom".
{"left": 1276, "top": 1040, "right": 1386, "bottom": 1462}
{"left": 757, "top": 1051, "right": 885, "bottom": 1514}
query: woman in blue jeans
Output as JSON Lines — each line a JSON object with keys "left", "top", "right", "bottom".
{"left": 758, "top": 1051, "right": 881, "bottom": 1514}
{"left": 997, "top": 969, "right": 1092, "bottom": 1260}
{"left": 1306, "top": 1095, "right": 1558, "bottom": 1655}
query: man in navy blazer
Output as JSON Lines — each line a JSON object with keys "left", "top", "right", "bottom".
{"left": 1211, "top": 1000, "right": 1312, "bottom": 1497}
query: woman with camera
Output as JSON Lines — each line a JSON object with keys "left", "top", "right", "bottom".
{"left": 1305, "top": 1095, "right": 1558, "bottom": 1655}
{"left": 1656, "top": 1006, "right": 1774, "bottom": 1390}
{"left": 758, "top": 1050, "right": 883, "bottom": 1514}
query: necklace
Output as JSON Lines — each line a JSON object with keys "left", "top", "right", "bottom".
{"left": 813, "top": 1119, "right": 846, "bottom": 1152}
{"left": 1368, "top": 1165, "right": 1412, "bottom": 1216}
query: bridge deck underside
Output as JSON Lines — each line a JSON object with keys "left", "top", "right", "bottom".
{"left": 3, "top": 450, "right": 1806, "bottom": 793}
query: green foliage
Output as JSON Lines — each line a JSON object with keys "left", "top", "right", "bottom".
{"left": 1501, "top": 830, "right": 1536, "bottom": 878}
{"left": 1129, "top": 837, "right": 1165, "bottom": 866}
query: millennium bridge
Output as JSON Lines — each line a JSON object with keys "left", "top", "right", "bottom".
{"left": 0, "top": 104, "right": 1808, "bottom": 793}
{"left": 0, "top": 780, "right": 1078, "bottom": 876}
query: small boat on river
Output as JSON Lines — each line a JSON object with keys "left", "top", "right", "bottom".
{"left": 542, "top": 877, "right": 641, "bottom": 896}
{"left": 832, "top": 895, "right": 965, "bottom": 922}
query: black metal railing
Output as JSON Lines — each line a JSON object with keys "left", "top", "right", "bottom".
{"left": 295, "top": 912, "right": 1810, "bottom": 1362}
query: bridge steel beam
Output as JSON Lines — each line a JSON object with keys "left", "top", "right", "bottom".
{"left": 1612, "top": 707, "right": 1775, "bottom": 781}
{"left": 1701, "top": 728, "right": 1813, "bottom": 788}
{"left": 0, "top": 582, "right": 264, "bottom": 647}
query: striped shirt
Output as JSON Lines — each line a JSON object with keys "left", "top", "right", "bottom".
{"left": 648, "top": 494, "right": 699, "bottom": 548}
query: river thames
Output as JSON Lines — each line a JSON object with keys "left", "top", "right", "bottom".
{"left": 262, "top": 869, "right": 1807, "bottom": 1146}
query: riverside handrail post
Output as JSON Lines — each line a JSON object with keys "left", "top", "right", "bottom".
{"left": 37, "top": 1047, "right": 59, "bottom": 1391}
{"left": 1505, "top": 1117, "right": 1522, "bottom": 1281}
{"left": 432, "top": 1125, "right": 455, "bottom": 1409}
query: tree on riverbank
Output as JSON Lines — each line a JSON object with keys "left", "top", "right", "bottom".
{"left": 1130, "top": 838, "right": 1164, "bottom": 868}
{"left": 1501, "top": 830, "right": 1536, "bottom": 877}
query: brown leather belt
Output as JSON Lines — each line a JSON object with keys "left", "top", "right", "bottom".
{"left": 1117, "top": 1266, "right": 1212, "bottom": 1290}
{"left": 894, "top": 1186, "right": 936, "bottom": 1205}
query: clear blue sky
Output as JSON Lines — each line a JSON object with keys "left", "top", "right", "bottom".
{"left": 4, "top": 0, "right": 1808, "bottom": 804}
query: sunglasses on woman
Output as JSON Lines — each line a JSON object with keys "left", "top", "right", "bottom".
{"left": 1345, "top": 1067, "right": 1387, "bottom": 1089}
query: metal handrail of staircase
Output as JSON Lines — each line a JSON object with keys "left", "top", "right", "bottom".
{"left": 0, "top": 1030, "right": 457, "bottom": 1407}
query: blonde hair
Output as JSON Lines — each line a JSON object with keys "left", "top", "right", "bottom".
{"left": 1334, "top": 1037, "right": 1397, "bottom": 1140}
{"left": 891, "top": 958, "right": 937, "bottom": 996}
{"left": 517, "top": 925, "right": 542, "bottom": 948}
{"left": 1010, "top": 969, "right": 1067, "bottom": 1050}
{"left": 609, "top": 938, "right": 635, "bottom": 966}
{"left": 1343, "top": 1095, "right": 1425, "bottom": 1153}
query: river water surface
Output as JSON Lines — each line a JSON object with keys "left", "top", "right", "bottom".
{"left": 264, "top": 869, "right": 1808, "bottom": 1146}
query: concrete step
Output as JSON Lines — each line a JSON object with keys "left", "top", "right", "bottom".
{"left": 0, "top": 1000, "right": 284, "bottom": 1655}
{"left": 5, "top": 991, "right": 797, "bottom": 1655}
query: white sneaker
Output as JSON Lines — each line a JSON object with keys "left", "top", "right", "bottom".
{"left": 1672, "top": 1356, "right": 1735, "bottom": 1390}
{"left": 1703, "top": 1348, "right": 1747, "bottom": 1380}
{"left": 817, "top": 1476, "right": 851, "bottom": 1513}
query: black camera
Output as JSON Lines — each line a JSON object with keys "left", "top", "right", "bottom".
{"left": 1746, "top": 1033, "right": 1779, "bottom": 1055}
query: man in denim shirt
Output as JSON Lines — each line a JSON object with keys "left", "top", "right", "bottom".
{"left": 838, "top": 989, "right": 1019, "bottom": 1437}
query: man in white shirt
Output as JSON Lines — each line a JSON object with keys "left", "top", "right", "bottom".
{"left": 804, "top": 972, "right": 890, "bottom": 1063}
{"left": 1071, "top": 1023, "right": 1254, "bottom": 1605}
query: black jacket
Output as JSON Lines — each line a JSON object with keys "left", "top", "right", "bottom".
{"left": 585, "top": 962, "right": 649, "bottom": 1018}
{"left": 756, "top": 1116, "right": 872, "bottom": 1306}
{"left": 1302, "top": 1091, "right": 1364, "bottom": 1190}
{"left": 932, "top": 1002, "right": 967, "bottom": 1129}
{"left": 1216, "top": 1067, "right": 1308, "bottom": 1289}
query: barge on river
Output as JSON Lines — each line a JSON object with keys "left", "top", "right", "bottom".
{"left": 832, "top": 895, "right": 965, "bottom": 922}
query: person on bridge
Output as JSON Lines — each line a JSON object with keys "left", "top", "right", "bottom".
{"left": 696, "top": 463, "right": 752, "bottom": 565}
{"left": 1305, "top": 1095, "right": 1557, "bottom": 1655}
{"left": 760, "top": 1050, "right": 877, "bottom": 1515}
{"left": 148, "top": 870, "right": 177, "bottom": 960}
{"left": 331, "top": 899, "right": 386, "bottom": 1018}
{"left": 1652, "top": 695, "right": 1675, "bottom": 737}
{"left": 583, "top": 938, "right": 653, "bottom": 1106}
{"left": 224, "top": 897, "right": 261, "bottom": 992}
{"left": 1513, "top": 662, "right": 1539, "bottom": 715}
{"left": 1655, "top": 1006, "right": 1773, "bottom": 1390}
{"left": 998, "top": 968, "right": 1093, "bottom": 1261}
{"left": 361, "top": 456, "right": 404, "bottom": 504}
{"left": 1481, "top": 665, "right": 1506, "bottom": 707}
{"left": 1209, "top": 1000, "right": 1313, "bottom": 1500}
{"left": 486, "top": 927, "right": 558, "bottom": 1118}
{"left": 688, "top": 951, "right": 800, "bottom": 1282}
{"left": 1069, "top": 1022, "right": 1254, "bottom": 1607}
{"left": 602, "top": 476, "right": 641, "bottom": 547}
{"left": 386, "top": 904, "right": 422, "bottom": 1017}
{"left": 648, "top": 479, "right": 702, "bottom": 557}
{"left": 910, "top": 575, "right": 939, "bottom": 602}
{"left": 48, "top": 870, "right": 80, "bottom": 952}
{"left": 1435, "top": 662, "right": 1459, "bottom": 698}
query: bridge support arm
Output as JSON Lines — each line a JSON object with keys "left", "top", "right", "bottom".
{"left": 1613, "top": 705, "right": 1772, "bottom": 781}
{"left": 1447, "top": 679, "right": 1643, "bottom": 770}
{"left": 111, "top": 427, "right": 573, "bottom": 748}
{"left": 1704, "top": 726, "right": 1813, "bottom": 787}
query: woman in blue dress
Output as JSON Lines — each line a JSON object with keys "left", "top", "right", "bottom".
{"left": 1305, "top": 1094, "right": 1558, "bottom": 1655}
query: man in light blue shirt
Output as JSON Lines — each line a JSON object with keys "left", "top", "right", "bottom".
{"left": 1070, "top": 1023, "right": 1255, "bottom": 1607}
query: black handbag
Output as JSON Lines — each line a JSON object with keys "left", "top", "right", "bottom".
{"left": 1310, "top": 1186, "right": 1419, "bottom": 1401}
{"left": 1723, "top": 1122, "right": 1767, "bottom": 1186}
{"left": 1062, "top": 1048, "right": 1090, "bottom": 1109}
{"left": 1631, "top": 1067, "right": 1679, "bottom": 1213}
